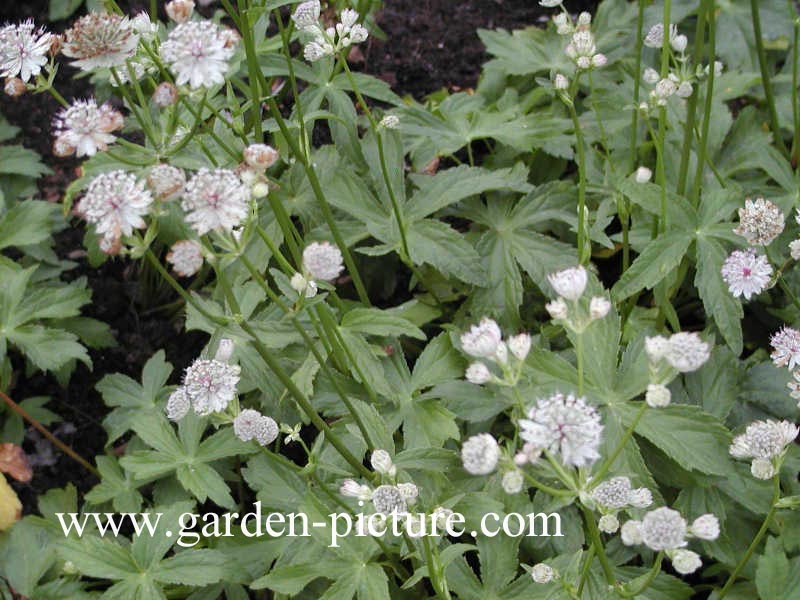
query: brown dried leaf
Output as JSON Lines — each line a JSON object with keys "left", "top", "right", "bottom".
{"left": 0, "top": 443, "right": 32, "bottom": 483}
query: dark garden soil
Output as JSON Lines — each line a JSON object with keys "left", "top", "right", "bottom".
{"left": 0, "top": 0, "right": 599, "bottom": 511}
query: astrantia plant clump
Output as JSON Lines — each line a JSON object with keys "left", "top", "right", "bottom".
{"left": 2, "top": 0, "right": 800, "bottom": 599}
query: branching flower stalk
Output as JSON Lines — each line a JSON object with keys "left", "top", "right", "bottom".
{"left": 656, "top": 0, "right": 672, "bottom": 234}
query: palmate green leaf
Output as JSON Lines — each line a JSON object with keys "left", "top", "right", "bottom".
{"left": 8, "top": 325, "right": 90, "bottom": 371}
{"left": 85, "top": 456, "right": 144, "bottom": 513}
{"left": 396, "top": 396, "right": 459, "bottom": 449}
{"left": 341, "top": 307, "right": 426, "bottom": 340}
{"left": 756, "top": 537, "right": 790, "bottom": 600}
{"left": 407, "top": 219, "right": 487, "bottom": 285}
{"left": 0, "top": 200, "right": 58, "bottom": 250}
{"left": 0, "top": 519, "right": 56, "bottom": 597}
{"left": 242, "top": 451, "right": 307, "bottom": 513}
{"left": 60, "top": 536, "right": 139, "bottom": 580}
{"left": 619, "top": 403, "right": 734, "bottom": 476}
{"left": 0, "top": 145, "right": 51, "bottom": 178}
{"left": 478, "top": 27, "right": 572, "bottom": 76}
{"left": 611, "top": 231, "right": 694, "bottom": 300}
{"left": 410, "top": 333, "right": 462, "bottom": 392}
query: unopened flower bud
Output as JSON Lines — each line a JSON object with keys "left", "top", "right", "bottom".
{"left": 290, "top": 272, "right": 317, "bottom": 298}
{"left": 152, "top": 82, "right": 178, "bottom": 107}
{"left": 531, "top": 563, "right": 555, "bottom": 584}
{"left": 591, "top": 53, "right": 607, "bottom": 67}
{"left": 252, "top": 182, "right": 270, "bottom": 198}
{"left": 645, "top": 383, "right": 671, "bottom": 408}
{"left": 577, "top": 12, "right": 591, "bottom": 26}
{"left": 553, "top": 73, "right": 569, "bottom": 90}
{"left": 465, "top": 362, "right": 491, "bottom": 385}
{"left": 671, "top": 34, "right": 688, "bottom": 52}
{"left": 546, "top": 298, "right": 568, "bottom": 320}
{"left": 370, "top": 449, "right": 396, "bottom": 476}
{"left": 590, "top": 296, "right": 611, "bottom": 320}
{"left": 635, "top": 166, "right": 652, "bottom": 183}
{"left": 4, "top": 77, "right": 25, "bottom": 97}
{"left": 166, "top": 0, "right": 195, "bottom": 23}
{"left": 380, "top": 115, "right": 399, "bottom": 129}
{"left": 598, "top": 514, "right": 619, "bottom": 533}
{"left": 215, "top": 338, "right": 234, "bottom": 362}
{"left": 508, "top": 333, "right": 531, "bottom": 361}
{"left": 243, "top": 143, "right": 279, "bottom": 170}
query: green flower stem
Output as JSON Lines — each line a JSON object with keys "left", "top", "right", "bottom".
{"left": 213, "top": 264, "right": 374, "bottom": 479}
{"left": 575, "top": 331, "right": 585, "bottom": 396}
{"left": 421, "top": 532, "right": 451, "bottom": 599}
{"left": 338, "top": 58, "right": 412, "bottom": 263}
{"left": 580, "top": 503, "right": 615, "bottom": 585}
{"left": 751, "top": 0, "right": 790, "bottom": 159}
{"left": 765, "top": 246, "right": 800, "bottom": 312}
{"left": 619, "top": 551, "right": 664, "bottom": 597}
{"left": 790, "top": 0, "right": 800, "bottom": 168}
{"left": 42, "top": 83, "right": 68, "bottom": 108}
{"left": 520, "top": 471, "right": 575, "bottom": 499}
{"left": 567, "top": 97, "right": 590, "bottom": 265}
{"left": 628, "top": 0, "right": 645, "bottom": 174}
{"left": 178, "top": 97, "right": 241, "bottom": 162}
{"left": 545, "top": 451, "right": 578, "bottom": 492}
{"left": 263, "top": 194, "right": 303, "bottom": 267}
{"left": 265, "top": 96, "right": 372, "bottom": 306}
{"left": 691, "top": 4, "right": 717, "bottom": 204}
{"left": 717, "top": 475, "right": 781, "bottom": 600}
{"left": 144, "top": 248, "right": 228, "bottom": 326}
{"left": 274, "top": 8, "right": 310, "bottom": 161}
{"left": 655, "top": 0, "right": 672, "bottom": 234}
{"left": 109, "top": 68, "right": 159, "bottom": 149}
{"left": 576, "top": 544, "right": 597, "bottom": 596}
{"left": 253, "top": 223, "right": 296, "bottom": 274}
{"left": 236, "top": 0, "right": 264, "bottom": 140}
{"left": 676, "top": 0, "right": 709, "bottom": 197}
{"left": 237, "top": 253, "right": 377, "bottom": 449}
{"left": 591, "top": 402, "right": 647, "bottom": 485}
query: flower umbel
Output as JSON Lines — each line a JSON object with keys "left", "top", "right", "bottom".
{"left": 182, "top": 169, "right": 250, "bottom": 235}
{"left": 53, "top": 98, "right": 124, "bottom": 158}
{"left": 161, "top": 20, "right": 238, "bottom": 89}
{"left": 721, "top": 249, "right": 772, "bottom": 300}
{"left": 62, "top": 13, "right": 139, "bottom": 71}
{"left": 0, "top": 20, "right": 53, "bottom": 82}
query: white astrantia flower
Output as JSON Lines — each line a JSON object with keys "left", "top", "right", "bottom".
{"left": 545, "top": 298, "right": 569, "bottom": 320}
{"left": 182, "top": 168, "right": 250, "bottom": 235}
{"left": 643, "top": 68, "right": 660, "bottom": 85}
{"left": 644, "top": 335, "right": 670, "bottom": 362}
{"left": 621, "top": 520, "right": 643, "bottom": 546}
{"left": 671, "top": 34, "right": 688, "bottom": 53}
{"left": 0, "top": 20, "right": 53, "bottom": 82}
{"left": 553, "top": 73, "right": 568, "bottom": 90}
{"left": 645, "top": 383, "right": 671, "bottom": 408}
{"left": 214, "top": 339, "right": 234, "bottom": 362}
{"left": 598, "top": 514, "right": 619, "bottom": 534}
{"left": 654, "top": 77, "right": 677, "bottom": 101}
{"left": 629, "top": 488, "right": 653, "bottom": 509}
{"left": 397, "top": 482, "right": 418, "bottom": 504}
{"left": 380, "top": 114, "right": 400, "bottom": 129}
{"left": 539, "top": 0, "right": 563, "bottom": 7}
{"left": 302, "top": 241, "right": 344, "bottom": 281}
{"left": 292, "top": 0, "right": 321, "bottom": 31}
{"left": 63, "top": 13, "right": 139, "bottom": 71}
{"left": 370, "top": 449, "right": 396, "bottom": 476}
{"left": 770, "top": 326, "right": 800, "bottom": 369}
{"left": 734, "top": 197, "right": 785, "bottom": 246}
{"left": 676, "top": 81, "right": 693, "bottom": 98}
{"left": 644, "top": 23, "right": 677, "bottom": 48}
{"left": 167, "top": 240, "right": 204, "bottom": 277}
{"left": 461, "top": 433, "right": 500, "bottom": 475}
{"left": 729, "top": 420, "right": 798, "bottom": 463}
{"left": 519, "top": 392, "right": 603, "bottom": 467}
{"left": 371, "top": 484, "right": 407, "bottom": 515}
{"left": 664, "top": 332, "right": 710, "bottom": 372}
{"left": 165, "top": 0, "right": 195, "bottom": 23}
{"left": 721, "top": 249, "right": 773, "bottom": 300}
{"left": 670, "top": 549, "right": 702, "bottom": 575}
{"left": 340, "top": 479, "right": 372, "bottom": 501}
{"left": 591, "top": 476, "right": 634, "bottom": 510}
{"left": 514, "top": 442, "right": 543, "bottom": 467}
{"left": 547, "top": 266, "right": 588, "bottom": 301}
{"left": 166, "top": 388, "right": 190, "bottom": 421}
{"left": 182, "top": 358, "right": 241, "bottom": 415}
{"left": 494, "top": 341, "right": 509, "bottom": 365}
{"left": 465, "top": 362, "right": 491, "bottom": 385}
{"left": 502, "top": 470, "right": 524, "bottom": 494}
{"left": 589, "top": 296, "right": 611, "bottom": 320}
{"left": 76, "top": 171, "right": 152, "bottom": 245}
{"left": 290, "top": 272, "right": 318, "bottom": 298}
{"left": 234, "top": 409, "right": 279, "bottom": 445}
{"left": 530, "top": 563, "right": 555, "bottom": 584}
{"left": 751, "top": 458, "right": 776, "bottom": 480}
{"left": 787, "top": 370, "right": 800, "bottom": 406}
{"left": 161, "top": 21, "right": 238, "bottom": 88}
{"left": 640, "top": 507, "right": 687, "bottom": 551}
{"left": 53, "top": 98, "right": 124, "bottom": 158}
{"left": 461, "top": 317, "right": 503, "bottom": 359}
{"left": 690, "top": 514, "right": 720, "bottom": 541}
{"left": 507, "top": 333, "right": 531, "bottom": 361}
{"left": 790, "top": 239, "right": 800, "bottom": 260}
{"left": 147, "top": 164, "right": 186, "bottom": 201}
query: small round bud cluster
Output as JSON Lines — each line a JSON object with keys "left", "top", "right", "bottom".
{"left": 380, "top": 115, "right": 400, "bottom": 129}
{"left": 501, "top": 469, "right": 524, "bottom": 494}
{"left": 721, "top": 249, "right": 772, "bottom": 301}
{"left": 370, "top": 449, "right": 397, "bottom": 477}
{"left": 734, "top": 197, "right": 785, "bottom": 246}
{"left": 639, "top": 507, "right": 687, "bottom": 551}
{"left": 598, "top": 514, "right": 619, "bottom": 534}
{"left": 547, "top": 266, "right": 587, "bottom": 301}
{"left": 165, "top": 0, "right": 195, "bottom": 24}
{"left": 461, "top": 433, "right": 500, "bottom": 475}
{"left": 302, "top": 241, "right": 344, "bottom": 282}
{"left": 371, "top": 484, "right": 407, "bottom": 515}
{"left": 690, "top": 514, "right": 720, "bottom": 541}
{"left": 643, "top": 23, "right": 678, "bottom": 49}
{"left": 645, "top": 332, "right": 710, "bottom": 373}
{"left": 519, "top": 392, "right": 603, "bottom": 467}
{"left": 634, "top": 166, "right": 652, "bottom": 183}
{"left": 788, "top": 369, "right": 800, "bottom": 408}
{"left": 52, "top": 98, "right": 124, "bottom": 158}
{"left": 152, "top": 82, "right": 178, "bottom": 107}
{"left": 729, "top": 419, "right": 798, "bottom": 479}
{"left": 590, "top": 476, "right": 653, "bottom": 511}
{"left": 147, "top": 164, "right": 186, "bottom": 201}
{"left": 243, "top": 144, "right": 279, "bottom": 171}
{"left": 559, "top": 11, "right": 606, "bottom": 70}
{"left": 513, "top": 442, "right": 543, "bottom": 467}
{"left": 530, "top": 563, "right": 556, "bottom": 584}
{"left": 167, "top": 240, "right": 204, "bottom": 278}
{"left": 340, "top": 479, "right": 372, "bottom": 502}
{"left": 645, "top": 383, "right": 671, "bottom": 408}
{"left": 553, "top": 73, "right": 569, "bottom": 90}
{"left": 233, "top": 409, "right": 279, "bottom": 446}
{"left": 4, "top": 77, "right": 25, "bottom": 97}
{"left": 290, "top": 272, "right": 318, "bottom": 299}
{"left": 670, "top": 549, "right": 702, "bottom": 575}
{"left": 770, "top": 326, "right": 800, "bottom": 370}
{"left": 166, "top": 388, "right": 190, "bottom": 421}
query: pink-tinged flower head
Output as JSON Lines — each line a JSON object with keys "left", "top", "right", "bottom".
{"left": 62, "top": 13, "right": 139, "bottom": 71}
{"left": 721, "top": 249, "right": 772, "bottom": 300}
{"left": 161, "top": 20, "right": 237, "bottom": 89}
{"left": 53, "top": 98, "right": 123, "bottom": 157}
{"left": 0, "top": 20, "right": 53, "bottom": 82}
{"left": 76, "top": 170, "right": 152, "bottom": 243}
{"left": 181, "top": 168, "right": 250, "bottom": 234}
{"left": 167, "top": 240, "right": 203, "bottom": 277}
{"left": 771, "top": 326, "right": 800, "bottom": 369}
